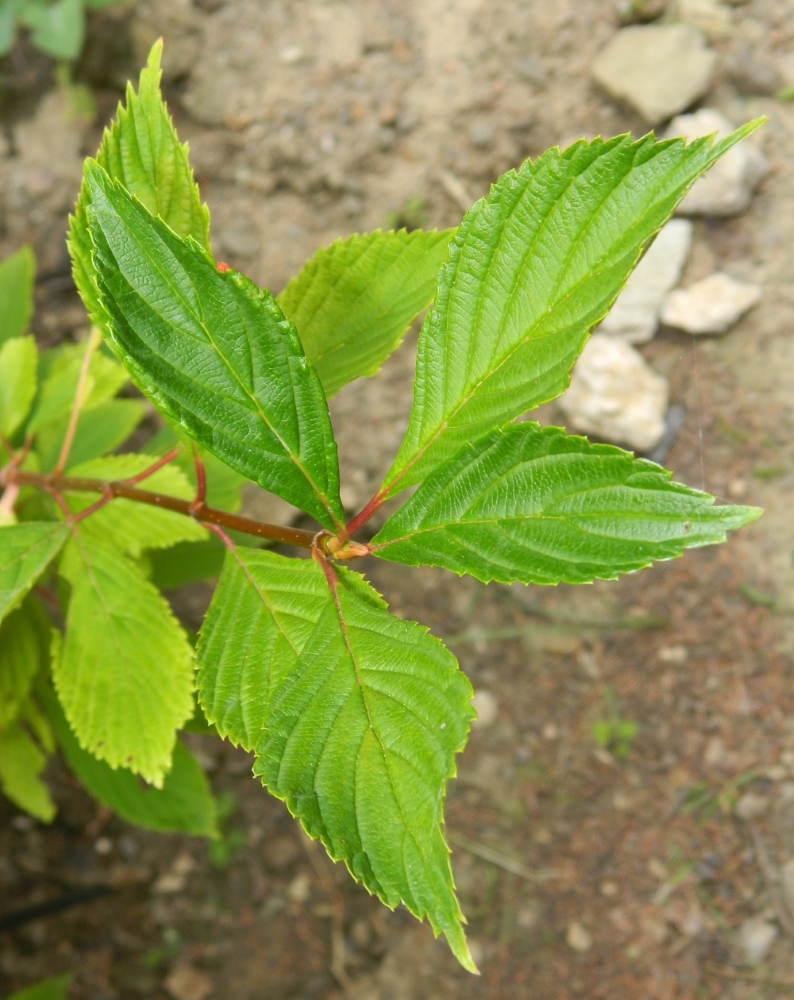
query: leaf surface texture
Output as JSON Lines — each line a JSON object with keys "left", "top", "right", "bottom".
{"left": 374, "top": 424, "right": 761, "bottom": 584}
{"left": 384, "top": 124, "right": 763, "bottom": 494}
{"left": 84, "top": 167, "right": 344, "bottom": 529}
{"left": 197, "top": 549, "right": 475, "bottom": 968}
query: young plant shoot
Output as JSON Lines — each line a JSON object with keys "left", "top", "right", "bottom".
{"left": 0, "top": 42, "right": 763, "bottom": 971}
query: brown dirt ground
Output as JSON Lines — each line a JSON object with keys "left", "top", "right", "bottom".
{"left": 3, "top": 1, "right": 794, "bottom": 999}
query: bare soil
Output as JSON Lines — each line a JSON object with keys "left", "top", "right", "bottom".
{"left": 2, "top": 2, "right": 794, "bottom": 998}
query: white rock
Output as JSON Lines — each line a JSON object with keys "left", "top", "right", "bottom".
{"left": 781, "top": 858, "right": 794, "bottom": 918}
{"left": 672, "top": 0, "right": 735, "bottom": 39}
{"left": 472, "top": 689, "right": 498, "bottom": 728}
{"left": 739, "top": 915, "right": 778, "bottom": 967}
{"left": 566, "top": 921, "right": 593, "bottom": 953}
{"left": 559, "top": 335, "right": 669, "bottom": 452}
{"left": 592, "top": 24, "right": 717, "bottom": 125}
{"left": 735, "top": 791, "right": 768, "bottom": 820}
{"left": 666, "top": 109, "right": 769, "bottom": 216}
{"left": 599, "top": 220, "right": 693, "bottom": 343}
{"left": 662, "top": 273, "right": 762, "bottom": 334}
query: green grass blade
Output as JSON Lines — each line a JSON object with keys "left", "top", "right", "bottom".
{"left": 69, "top": 39, "right": 210, "bottom": 330}
{"left": 5, "top": 974, "right": 73, "bottom": 1000}
{"left": 0, "top": 522, "right": 70, "bottom": 626}
{"left": 83, "top": 165, "right": 345, "bottom": 530}
{"left": 373, "top": 424, "right": 762, "bottom": 584}
{"left": 54, "top": 535, "right": 194, "bottom": 786}
{"left": 278, "top": 229, "right": 454, "bottom": 397}
{"left": 383, "top": 122, "right": 766, "bottom": 495}
{"left": 197, "top": 548, "right": 476, "bottom": 970}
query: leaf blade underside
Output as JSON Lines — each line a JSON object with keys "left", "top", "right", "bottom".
{"left": 374, "top": 424, "right": 761, "bottom": 584}
{"left": 197, "top": 549, "right": 475, "bottom": 969}
{"left": 278, "top": 229, "right": 455, "bottom": 397}
{"left": 83, "top": 166, "right": 344, "bottom": 530}
{"left": 383, "top": 122, "right": 764, "bottom": 495}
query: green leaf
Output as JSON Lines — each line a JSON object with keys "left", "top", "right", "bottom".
{"left": 69, "top": 39, "right": 210, "bottom": 331}
{"left": 54, "top": 535, "right": 194, "bottom": 785}
{"left": 0, "top": 719, "right": 56, "bottom": 821}
{"left": 150, "top": 536, "right": 226, "bottom": 590}
{"left": 0, "top": 1, "right": 23, "bottom": 57}
{"left": 0, "top": 245, "right": 35, "bottom": 345}
{"left": 45, "top": 688, "right": 217, "bottom": 836}
{"left": 383, "top": 123, "right": 765, "bottom": 495}
{"left": 373, "top": 424, "right": 761, "bottom": 585}
{"left": 0, "top": 521, "right": 70, "bottom": 625}
{"left": 278, "top": 229, "right": 454, "bottom": 398}
{"left": 6, "top": 974, "right": 73, "bottom": 1000}
{"left": 0, "top": 602, "right": 44, "bottom": 728}
{"left": 65, "top": 454, "right": 207, "bottom": 556}
{"left": 197, "top": 549, "right": 475, "bottom": 969}
{"left": 0, "top": 335, "right": 38, "bottom": 437}
{"left": 36, "top": 397, "right": 146, "bottom": 472}
{"left": 27, "top": 341, "right": 128, "bottom": 435}
{"left": 83, "top": 165, "right": 345, "bottom": 530}
{"left": 20, "top": 0, "right": 84, "bottom": 60}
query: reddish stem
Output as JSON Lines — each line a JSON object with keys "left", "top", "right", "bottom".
{"left": 345, "top": 490, "right": 386, "bottom": 539}
{"left": 206, "top": 522, "right": 236, "bottom": 551}
{"left": 192, "top": 445, "right": 207, "bottom": 506}
{"left": 122, "top": 448, "right": 180, "bottom": 486}
{"left": 3, "top": 467, "right": 318, "bottom": 550}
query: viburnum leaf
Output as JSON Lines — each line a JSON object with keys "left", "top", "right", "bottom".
{"left": 69, "top": 39, "right": 210, "bottom": 330}
{"left": 65, "top": 455, "right": 207, "bottom": 556}
{"left": 0, "top": 601, "right": 46, "bottom": 728}
{"left": 83, "top": 165, "right": 344, "bottom": 530}
{"left": 278, "top": 229, "right": 454, "bottom": 397}
{"left": 54, "top": 535, "right": 194, "bottom": 785}
{"left": 383, "top": 122, "right": 765, "bottom": 495}
{"left": 373, "top": 424, "right": 762, "bottom": 584}
{"left": 36, "top": 398, "right": 146, "bottom": 472}
{"left": 0, "top": 245, "right": 35, "bottom": 346}
{"left": 0, "top": 718, "right": 56, "bottom": 821}
{"left": 0, "top": 522, "right": 70, "bottom": 625}
{"left": 45, "top": 688, "right": 218, "bottom": 837}
{"left": 197, "top": 549, "right": 476, "bottom": 969}
{"left": 0, "top": 336, "right": 37, "bottom": 437}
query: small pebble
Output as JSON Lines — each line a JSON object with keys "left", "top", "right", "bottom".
{"left": 735, "top": 791, "right": 768, "bottom": 820}
{"left": 600, "top": 880, "right": 619, "bottom": 898}
{"left": 662, "top": 273, "right": 762, "bottom": 335}
{"left": 287, "top": 872, "right": 312, "bottom": 904}
{"left": 658, "top": 645, "right": 688, "bottom": 664}
{"left": 472, "top": 689, "right": 498, "bottom": 728}
{"left": 566, "top": 921, "right": 593, "bottom": 953}
{"left": 739, "top": 915, "right": 778, "bottom": 966}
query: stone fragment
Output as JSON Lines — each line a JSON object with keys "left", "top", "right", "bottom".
{"left": 559, "top": 335, "right": 669, "bottom": 452}
{"left": 164, "top": 964, "right": 213, "bottom": 1000}
{"left": 662, "top": 273, "right": 761, "bottom": 334}
{"left": 739, "top": 915, "right": 778, "bottom": 966}
{"left": 312, "top": 4, "right": 364, "bottom": 69}
{"left": 735, "top": 791, "right": 768, "bottom": 820}
{"left": 725, "top": 43, "right": 783, "bottom": 95}
{"left": 592, "top": 24, "right": 717, "bottom": 125}
{"left": 566, "top": 921, "right": 593, "bottom": 952}
{"left": 666, "top": 109, "right": 769, "bottom": 216}
{"left": 599, "top": 219, "right": 693, "bottom": 343}
{"left": 672, "top": 0, "right": 734, "bottom": 39}
{"left": 472, "top": 689, "right": 498, "bottom": 728}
